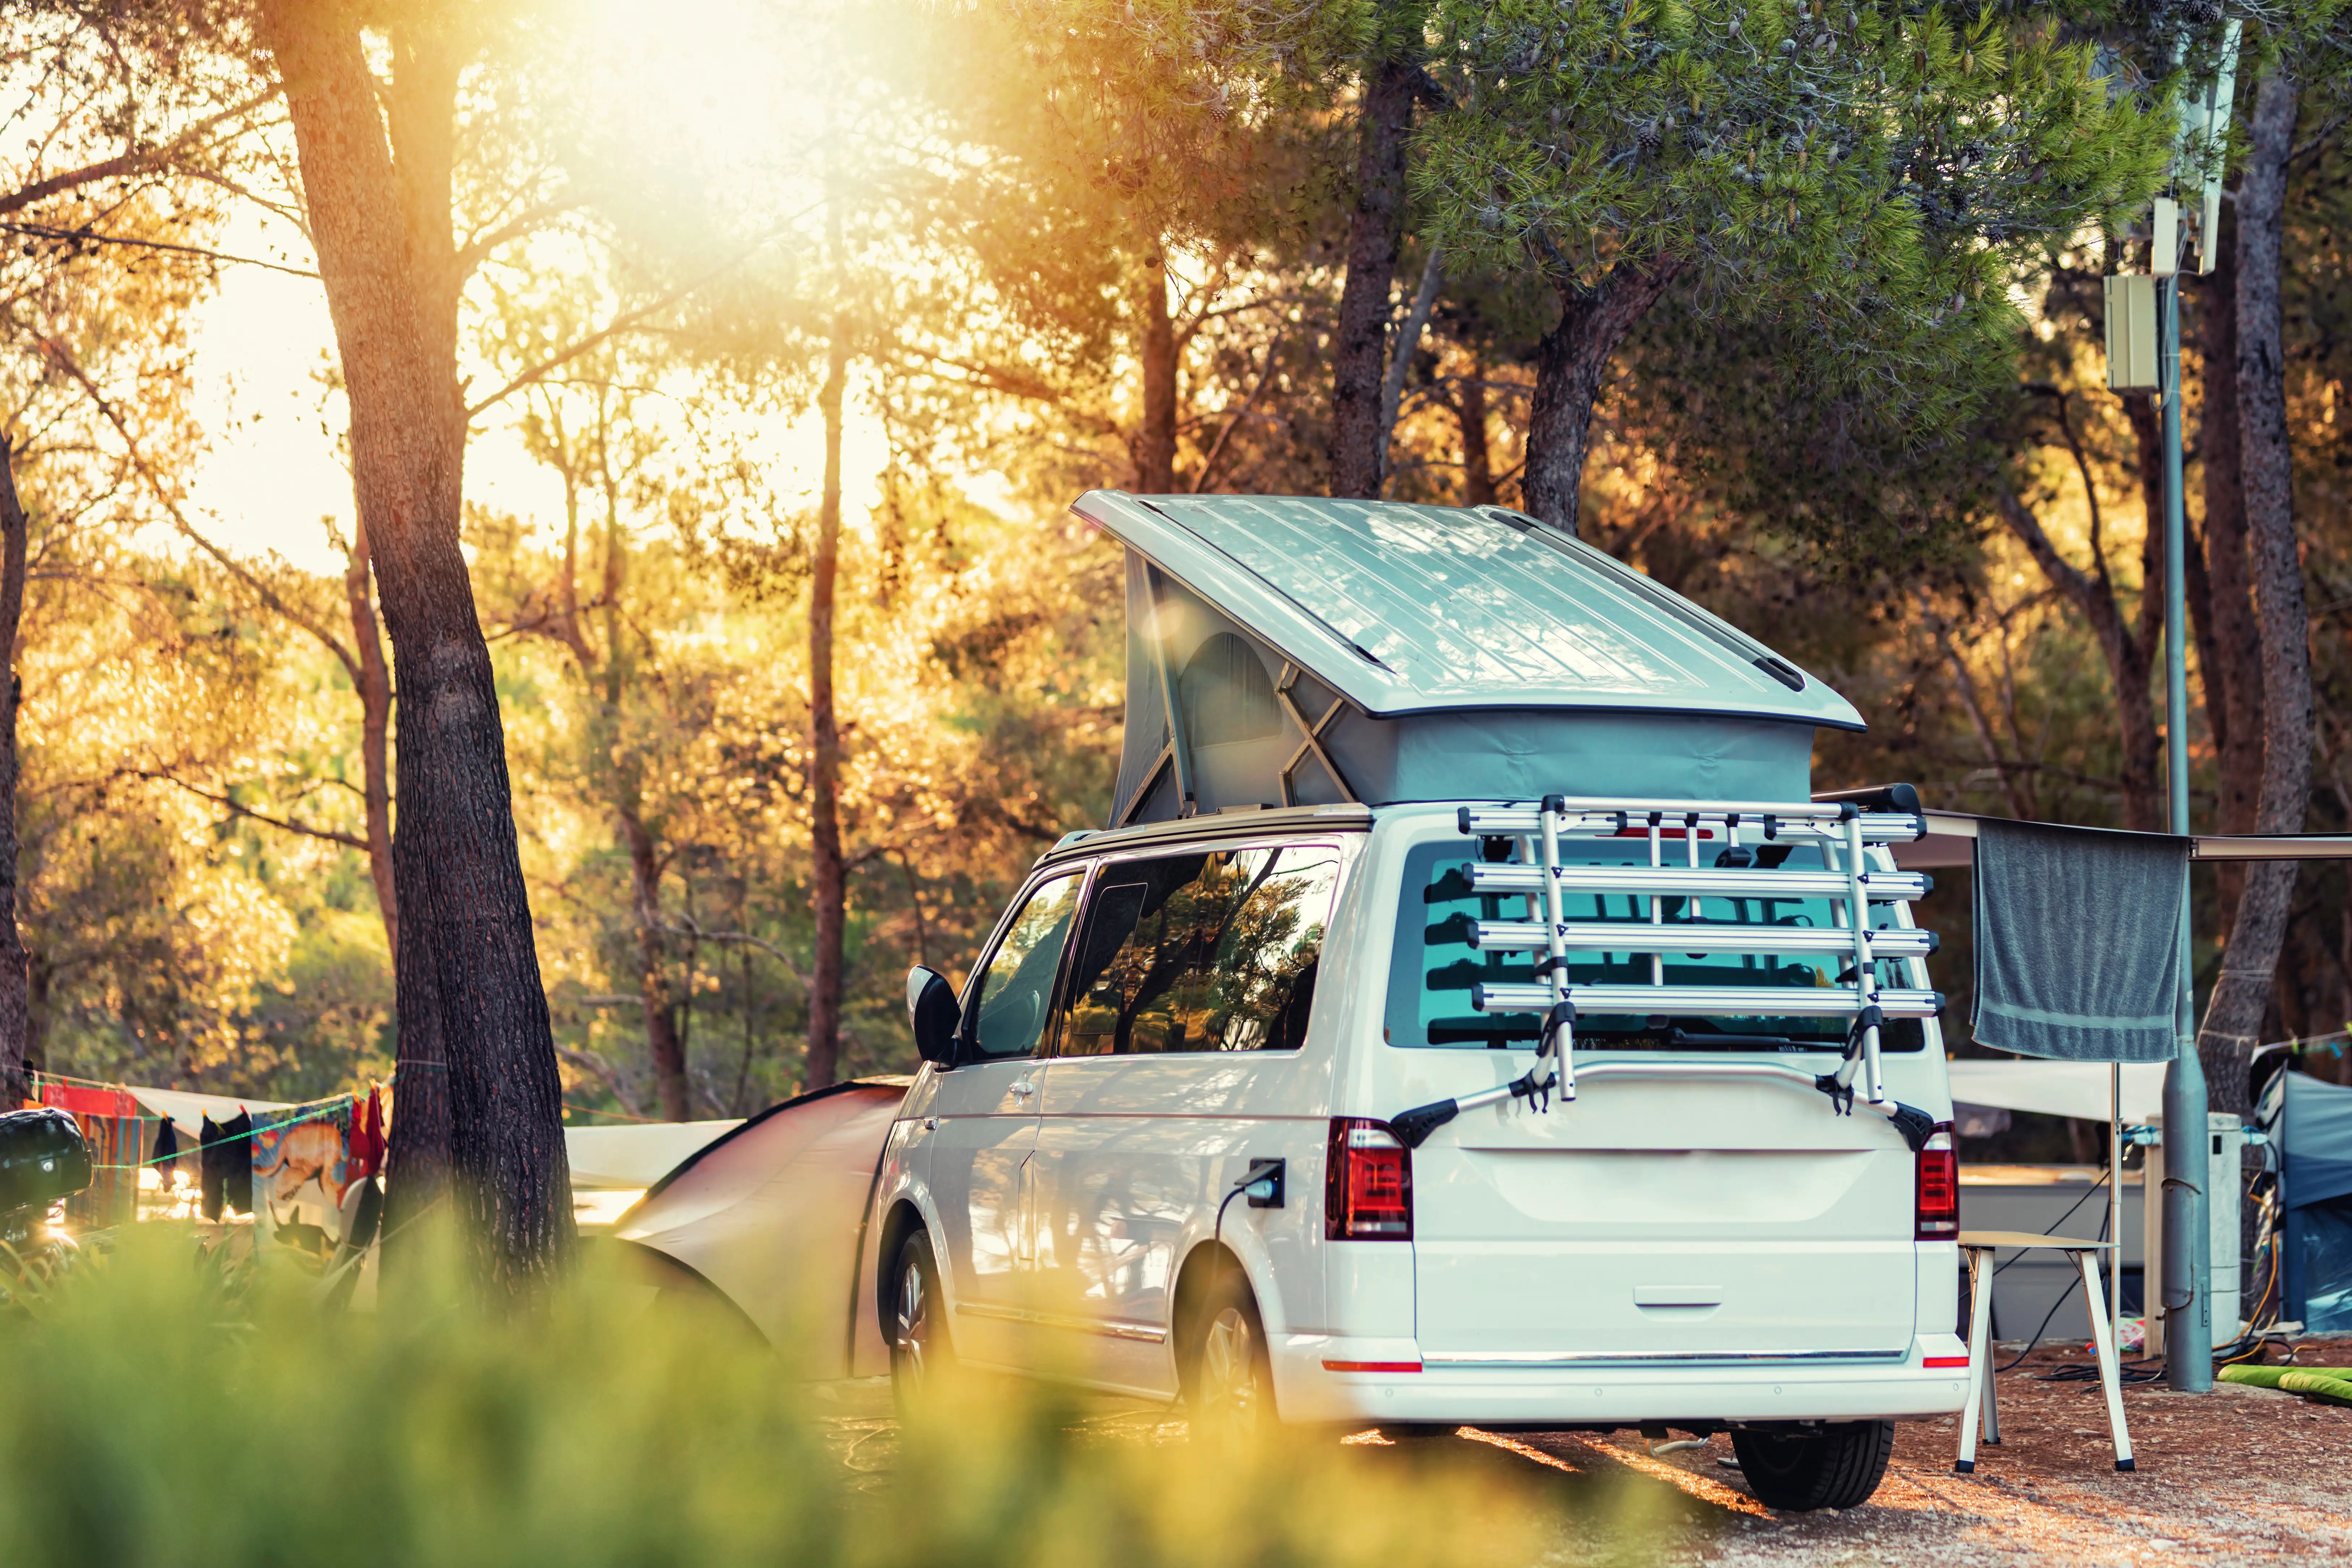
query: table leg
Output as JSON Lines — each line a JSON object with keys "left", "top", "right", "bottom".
{"left": 2074, "top": 1249, "right": 2136, "bottom": 1472}
{"left": 1957, "top": 1246, "right": 1994, "bottom": 1473}
{"left": 1984, "top": 1325, "right": 2002, "bottom": 1445}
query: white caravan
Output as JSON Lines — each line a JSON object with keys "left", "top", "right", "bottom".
{"left": 858, "top": 493, "right": 1969, "bottom": 1511}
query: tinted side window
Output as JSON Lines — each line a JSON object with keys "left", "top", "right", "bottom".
{"left": 966, "top": 871, "right": 1085, "bottom": 1061}
{"left": 1056, "top": 845, "right": 1337, "bottom": 1056}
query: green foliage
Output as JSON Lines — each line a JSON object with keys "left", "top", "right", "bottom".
{"left": 0, "top": 1226, "right": 1551, "bottom": 1568}
{"left": 1414, "top": 0, "right": 2177, "bottom": 441}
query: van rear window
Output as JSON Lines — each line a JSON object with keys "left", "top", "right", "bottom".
{"left": 1384, "top": 839, "right": 1926, "bottom": 1053}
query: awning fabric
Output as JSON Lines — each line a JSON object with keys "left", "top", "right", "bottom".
{"left": 564, "top": 1119, "right": 743, "bottom": 1190}
{"left": 1946, "top": 1060, "right": 2167, "bottom": 1124}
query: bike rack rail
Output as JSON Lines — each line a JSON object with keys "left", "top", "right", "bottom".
{"left": 1386, "top": 793, "right": 1942, "bottom": 1152}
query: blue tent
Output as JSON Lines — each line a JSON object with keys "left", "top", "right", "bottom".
{"left": 2257, "top": 1068, "right": 2352, "bottom": 1331}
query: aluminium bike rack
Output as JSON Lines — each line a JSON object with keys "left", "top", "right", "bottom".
{"left": 1387, "top": 793, "right": 1943, "bottom": 1152}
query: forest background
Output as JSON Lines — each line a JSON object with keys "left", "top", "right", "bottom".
{"left": 3, "top": 0, "right": 2349, "bottom": 1178}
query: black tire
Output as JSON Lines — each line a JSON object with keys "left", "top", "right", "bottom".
{"left": 889, "top": 1231, "right": 949, "bottom": 1409}
{"left": 1730, "top": 1421, "right": 1895, "bottom": 1511}
{"left": 1180, "top": 1271, "right": 1276, "bottom": 1444}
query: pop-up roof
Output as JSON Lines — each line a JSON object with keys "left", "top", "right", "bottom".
{"left": 1069, "top": 492, "right": 1864, "bottom": 825}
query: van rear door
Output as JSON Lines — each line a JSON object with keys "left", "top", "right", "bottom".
{"left": 1409, "top": 1086, "right": 1918, "bottom": 1362}
{"left": 1386, "top": 835, "right": 1921, "bottom": 1364}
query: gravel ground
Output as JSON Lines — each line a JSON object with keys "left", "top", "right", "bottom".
{"left": 818, "top": 1345, "right": 2352, "bottom": 1563}
{"left": 1422, "top": 1345, "right": 2352, "bottom": 1565}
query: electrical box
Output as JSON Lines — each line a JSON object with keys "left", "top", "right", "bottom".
{"left": 2140, "top": 1110, "right": 2249, "bottom": 1355}
{"left": 2152, "top": 197, "right": 2180, "bottom": 278}
{"left": 2105, "top": 273, "right": 2159, "bottom": 393}
{"left": 2210, "top": 1112, "right": 2245, "bottom": 1339}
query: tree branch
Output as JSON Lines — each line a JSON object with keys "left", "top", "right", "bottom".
{"left": 553, "top": 1045, "right": 644, "bottom": 1120}
{"left": 40, "top": 337, "right": 361, "bottom": 681}
{"left": 658, "top": 916, "right": 812, "bottom": 991}
{"left": 452, "top": 193, "right": 582, "bottom": 278}
{"left": 135, "top": 771, "right": 368, "bottom": 851}
{"left": 0, "top": 221, "right": 319, "bottom": 279}
{"left": 0, "top": 90, "right": 277, "bottom": 216}
{"left": 1192, "top": 334, "right": 1285, "bottom": 494}
{"left": 464, "top": 238, "right": 780, "bottom": 420}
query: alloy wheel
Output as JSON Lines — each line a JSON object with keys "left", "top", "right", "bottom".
{"left": 894, "top": 1255, "right": 930, "bottom": 1386}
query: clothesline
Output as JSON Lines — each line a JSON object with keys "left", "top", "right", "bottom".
{"left": 26, "top": 1067, "right": 662, "bottom": 1153}
{"left": 2259, "top": 1028, "right": 2352, "bottom": 1058}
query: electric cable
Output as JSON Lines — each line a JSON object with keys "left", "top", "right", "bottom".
{"left": 1200, "top": 1160, "right": 1283, "bottom": 1402}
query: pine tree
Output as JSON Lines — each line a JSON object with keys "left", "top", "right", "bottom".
{"left": 1414, "top": 0, "right": 2176, "bottom": 534}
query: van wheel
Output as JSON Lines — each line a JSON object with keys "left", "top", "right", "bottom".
{"left": 1730, "top": 1421, "right": 1895, "bottom": 1511}
{"left": 1181, "top": 1273, "right": 1275, "bottom": 1443}
{"left": 890, "top": 1231, "right": 948, "bottom": 1408}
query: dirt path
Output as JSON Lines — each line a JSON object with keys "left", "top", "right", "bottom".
{"left": 819, "top": 1347, "right": 2352, "bottom": 1562}
{"left": 1422, "top": 1347, "right": 2352, "bottom": 1565}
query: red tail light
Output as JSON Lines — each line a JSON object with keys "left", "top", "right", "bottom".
{"left": 1916, "top": 1125, "right": 1958, "bottom": 1240}
{"left": 1326, "top": 1118, "right": 1412, "bottom": 1240}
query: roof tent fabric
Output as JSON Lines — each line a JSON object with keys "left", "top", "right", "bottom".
{"left": 1086, "top": 493, "right": 1851, "bottom": 824}
{"left": 1970, "top": 818, "right": 2187, "bottom": 1062}
{"left": 2258, "top": 1070, "right": 2352, "bottom": 1331}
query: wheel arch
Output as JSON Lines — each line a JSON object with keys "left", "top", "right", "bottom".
{"left": 1169, "top": 1238, "right": 1263, "bottom": 1378}
{"left": 874, "top": 1198, "right": 932, "bottom": 1347}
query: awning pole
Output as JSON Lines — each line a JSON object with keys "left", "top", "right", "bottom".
{"left": 2113, "top": 1061, "right": 2125, "bottom": 1350}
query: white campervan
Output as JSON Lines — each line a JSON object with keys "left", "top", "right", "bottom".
{"left": 864, "top": 494, "right": 1969, "bottom": 1510}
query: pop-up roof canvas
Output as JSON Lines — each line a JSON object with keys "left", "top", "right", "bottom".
{"left": 1070, "top": 492, "right": 1863, "bottom": 826}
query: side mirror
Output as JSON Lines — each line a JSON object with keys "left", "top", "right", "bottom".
{"left": 906, "top": 966, "right": 960, "bottom": 1069}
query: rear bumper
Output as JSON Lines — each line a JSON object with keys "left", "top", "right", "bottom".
{"left": 1272, "top": 1333, "right": 1973, "bottom": 1427}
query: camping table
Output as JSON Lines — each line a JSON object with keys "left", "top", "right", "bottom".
{"left": 1955, "top": 1231, "right": 2133, "bottom": 1474}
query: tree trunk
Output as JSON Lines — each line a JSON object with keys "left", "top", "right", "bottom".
{"left": 2197, "top": 227, "right": 2267, "bottom": 926}
{"left": 622, "top": 811, "right": 687, "bottom": 1119}
{"left": 1524, "top": 261, "right": 1682, "bottom": 536}
{"left": 805, "top": 323, "right": 848, "bottom": 1091}
{"left": 1375, "top": 248, "right": 1443, "bottom": 493}
{"left": 345, "top": 517, "right": 399, "bottom": 953}
{"left": 262, "top": 0, "right": 571, "bottom": 1287}
{"left": 1329, "top": 55, "right": 1420, "bottom": 499}
{"left": 381, "top": 834, "right": 451, "bottom": 1240}
{"left": 1457, "top": 361, "right": 1495, "bottom": 506}
{"left": 0, "top": 444, "right": 29, "bottom": 1107}
{"left": 1132, "top": 252, "right": 1177, "bottom": 493}
{"left": 2117, "top": 398, "right": 2171, "bottom": 835}
{"left": 2198, "top": 69, "right": 2312, "bottom": 1121}
{"left": 1993, "top": 482, "right": 2160, "bottom": 831}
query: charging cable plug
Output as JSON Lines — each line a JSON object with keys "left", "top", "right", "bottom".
{"left": 1236, "top": 1158, "right": 1284, "bottom": 1209}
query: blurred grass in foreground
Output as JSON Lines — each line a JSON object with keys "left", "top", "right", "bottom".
{"left": 0, "top": 1224, "right": 1574, "bottom": 1568}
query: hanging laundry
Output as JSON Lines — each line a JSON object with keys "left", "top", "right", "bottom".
{"left": 151, "top": 1116, "right": 180, "bottom": 1190}
{"left": 199, "top": 1112, "right": 253, "bottom": 1220}
{"left": 252, "top": 1098, "right": 351, "bottom": 1248}
{"left": 344, "top": 1088, "right": 383, "bottom": 1182}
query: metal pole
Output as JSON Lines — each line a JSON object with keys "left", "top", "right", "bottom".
{"left": 2158, "top": 270, "right": 2215, "bottom": 1392}
{"left": 2111, "top": 1062, "right": 2123, "bottom": 1351}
